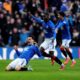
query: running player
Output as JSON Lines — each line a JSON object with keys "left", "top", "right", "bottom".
{"left": 55, "top": 12, "right": 76, "bottom": 67}
{"left": 29, "top": 12, "right": 65, "bottom": 70}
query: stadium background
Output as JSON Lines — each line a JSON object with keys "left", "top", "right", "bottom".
{"left": 0, "top": 47, "right": 80, "bottom": 60}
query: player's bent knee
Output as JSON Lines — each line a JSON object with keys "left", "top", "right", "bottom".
{"left": 49, "top": 51, "right": 54, "bottom": 56}
{"left": 40, "top": 47, "right": 45, "bottom": 55}
{"left": 40, "top": 47, "right": 45, "bottom": 52}
{"left": 15, "top": 66, "right": 21, "bottom": 71}
{"left": 6, "top": 65, "right": 11, "bottom": 71}
{"left": 60, "top": 46, "right": 65, "bottom": 50}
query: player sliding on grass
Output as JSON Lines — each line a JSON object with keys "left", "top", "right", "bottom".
{"left": 6, "top": 37, "right": 42, "bottom": 71}
{"left": 55, "top": 12, "right": 76, "bottom": 67}
{"left": 29, "top": 12, "right": 65, "bottom": 70}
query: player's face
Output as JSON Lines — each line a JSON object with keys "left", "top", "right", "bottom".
{"left": 27, "top": 37, "right": 34, "bottom": 44}
{"left": 44, "top": 15, "right": 49, "bottom": 22}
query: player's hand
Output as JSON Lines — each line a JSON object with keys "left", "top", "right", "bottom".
{"left": 14, "top": 45, "right": 18, "bottom": 50}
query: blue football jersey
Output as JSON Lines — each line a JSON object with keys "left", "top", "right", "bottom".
{"left": 32, "top": 16, "right": 56, "bottom": 39}
{"left": 56, "top": 17, "right": 71, "bottom": 39}
{"left": 15, "top": 44, "right": 42, "bottom": 62}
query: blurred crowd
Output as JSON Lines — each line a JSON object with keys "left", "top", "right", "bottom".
{"left": 0, "top": 0, "right": 80, "bottom": 47}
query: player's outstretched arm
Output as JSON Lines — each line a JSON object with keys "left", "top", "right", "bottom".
{"left": 36, "top": 46, "right": 43, "bottom": 58}
{"left": 14, "top": 45, "right": 21, "bottom": 56}
{"left": 55, "top": 22, "right": 64, "bottom": 33}
{"left": 31, "top": 16, "right": 44, "bottom": 24}
{"left": 28, "top": 12, "right": 44, "bottom": 24}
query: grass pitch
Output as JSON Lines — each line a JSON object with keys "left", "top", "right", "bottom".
{"left": 0, "top": 59, "right": 80, "bottom": 80}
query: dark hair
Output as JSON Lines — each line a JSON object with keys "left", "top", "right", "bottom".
{"left": 59, "top": 12, "right": 65, "bottom": 17}
{"left": 29, "top": 36, "right": 35, "bottom": 40}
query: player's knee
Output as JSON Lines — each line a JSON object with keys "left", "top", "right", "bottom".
{"left": 60, "top": 46, "right": 65, "bottom": 50}
{"left": 6, "top": 65, "right": 11, "bottom": 71}
{"left": 40, "top": 47, "right": 45, "bottom": 52}
{"left": 65, "top": 48, "right": 69, "bottom": 52}
{"left": 15, "top": 66, "right": 21, "bottom": 71}
{"left": 49, "top": 51, "right": 54, "bottom": 56}
{"left": 40, "top": 47, "right": 46, "bottom": 55}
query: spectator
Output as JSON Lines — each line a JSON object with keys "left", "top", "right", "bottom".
{"left": 0, "top": 13, "right": 9, "bottom": 46}
{"left": 3, "top": 0, "right": 12, "bottom": 15}
{"left": 16, "top": 17, "right": 23, "bottom": 30}
{"left": 9, "top": 27, "right": 20, "bottom": 46}
{"left": 0, "top": 35, "right": 4, "bottom": 47}
{"left": 77, "top": 15, "right": 80, "bottom": 32}
{"left": 31, "top": 22, "right": 42, "bottom": 42}
{"left": 19, "top": 27, "right": 30, "bottom": 46}
{"left": 71, "top": 0, "right": 79, "bottom": 14}
{"left": 16, "top": 1, "right": 26, "bottom": 15}
{"left": 38, "top": 31, "right": 44, "bottom": 46}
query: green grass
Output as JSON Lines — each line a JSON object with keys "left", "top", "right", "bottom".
{"left": 0, "top": 59, "right": 80, "bottom": 80}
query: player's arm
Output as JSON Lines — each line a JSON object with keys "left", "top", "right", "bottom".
{"left": 36, "top": 46, "right": 43, "bottom": 58}
{"left": 53, "top": 31, "right": 56, "bottom": 39}
{"left": 55, "top": 21, "right": 64, "bottom": 33}
{"left": 49, "top": 21, "right": 55, "bottom": 28}
{"left": 31, "top": 15, "right": 44, "bottom": 24}
{"left": 28, "top": 12, "right": 44, "bottom": 24}
{"left": 29, "top": 13, "right": 43, "bottom": 24}
{"left": 14, "top": 45, "right": 21, "bottom": 56}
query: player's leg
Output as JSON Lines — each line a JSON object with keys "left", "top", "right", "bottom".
{"left": 61, "top": 39, "right": 70, "bottom": 65}
{"left": 65, "top": 40, "right": 76, "bottom": 67}
{"left": 40, "top": 47, "right": 51, "bottom": 57}
{"left": 6, "top": 58, "right": 19, "bottom": 71}
{"left": 15, "top": 59, "right": 33, "bottom": 71}
{"left": 45, "top": 50, "right": 65, "bottom": 70}
{"left": 65, "top": 48, "right": 76, "bottom": 67}
{"left": 6, "top": 65, "right": 12, "bottom": 71}
{"left": 60, "top": 46, "right": 67, "bottom": 58}
{"left": 49, "top": 39, "right": 57, "bottom": 65}
{"left": 40, "top": 38, "right": 52, "bottom": 57}
{"left": 52, "top": 56, "right": 65, "bottom": 70}
{"left": 15, "top": 58, "right": 27, "bottom": 71}
{"left": 49, "top": 39, "right": 65, "bottom": 70}
{"left": 49, "top": 51, "right": 55, "bottom": 65}
{"left": 60, "top": 40, "right": 68, "bottom": 58}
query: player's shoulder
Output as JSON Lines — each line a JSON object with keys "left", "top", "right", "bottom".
{"left": 64, "top": 17, "right": 68, "bottom": 23}
{"left": 32, "top": 44, "right": 39, "bottom": 51}
{"left": 48, "top": 20, "right": 55, "bottom": 26}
